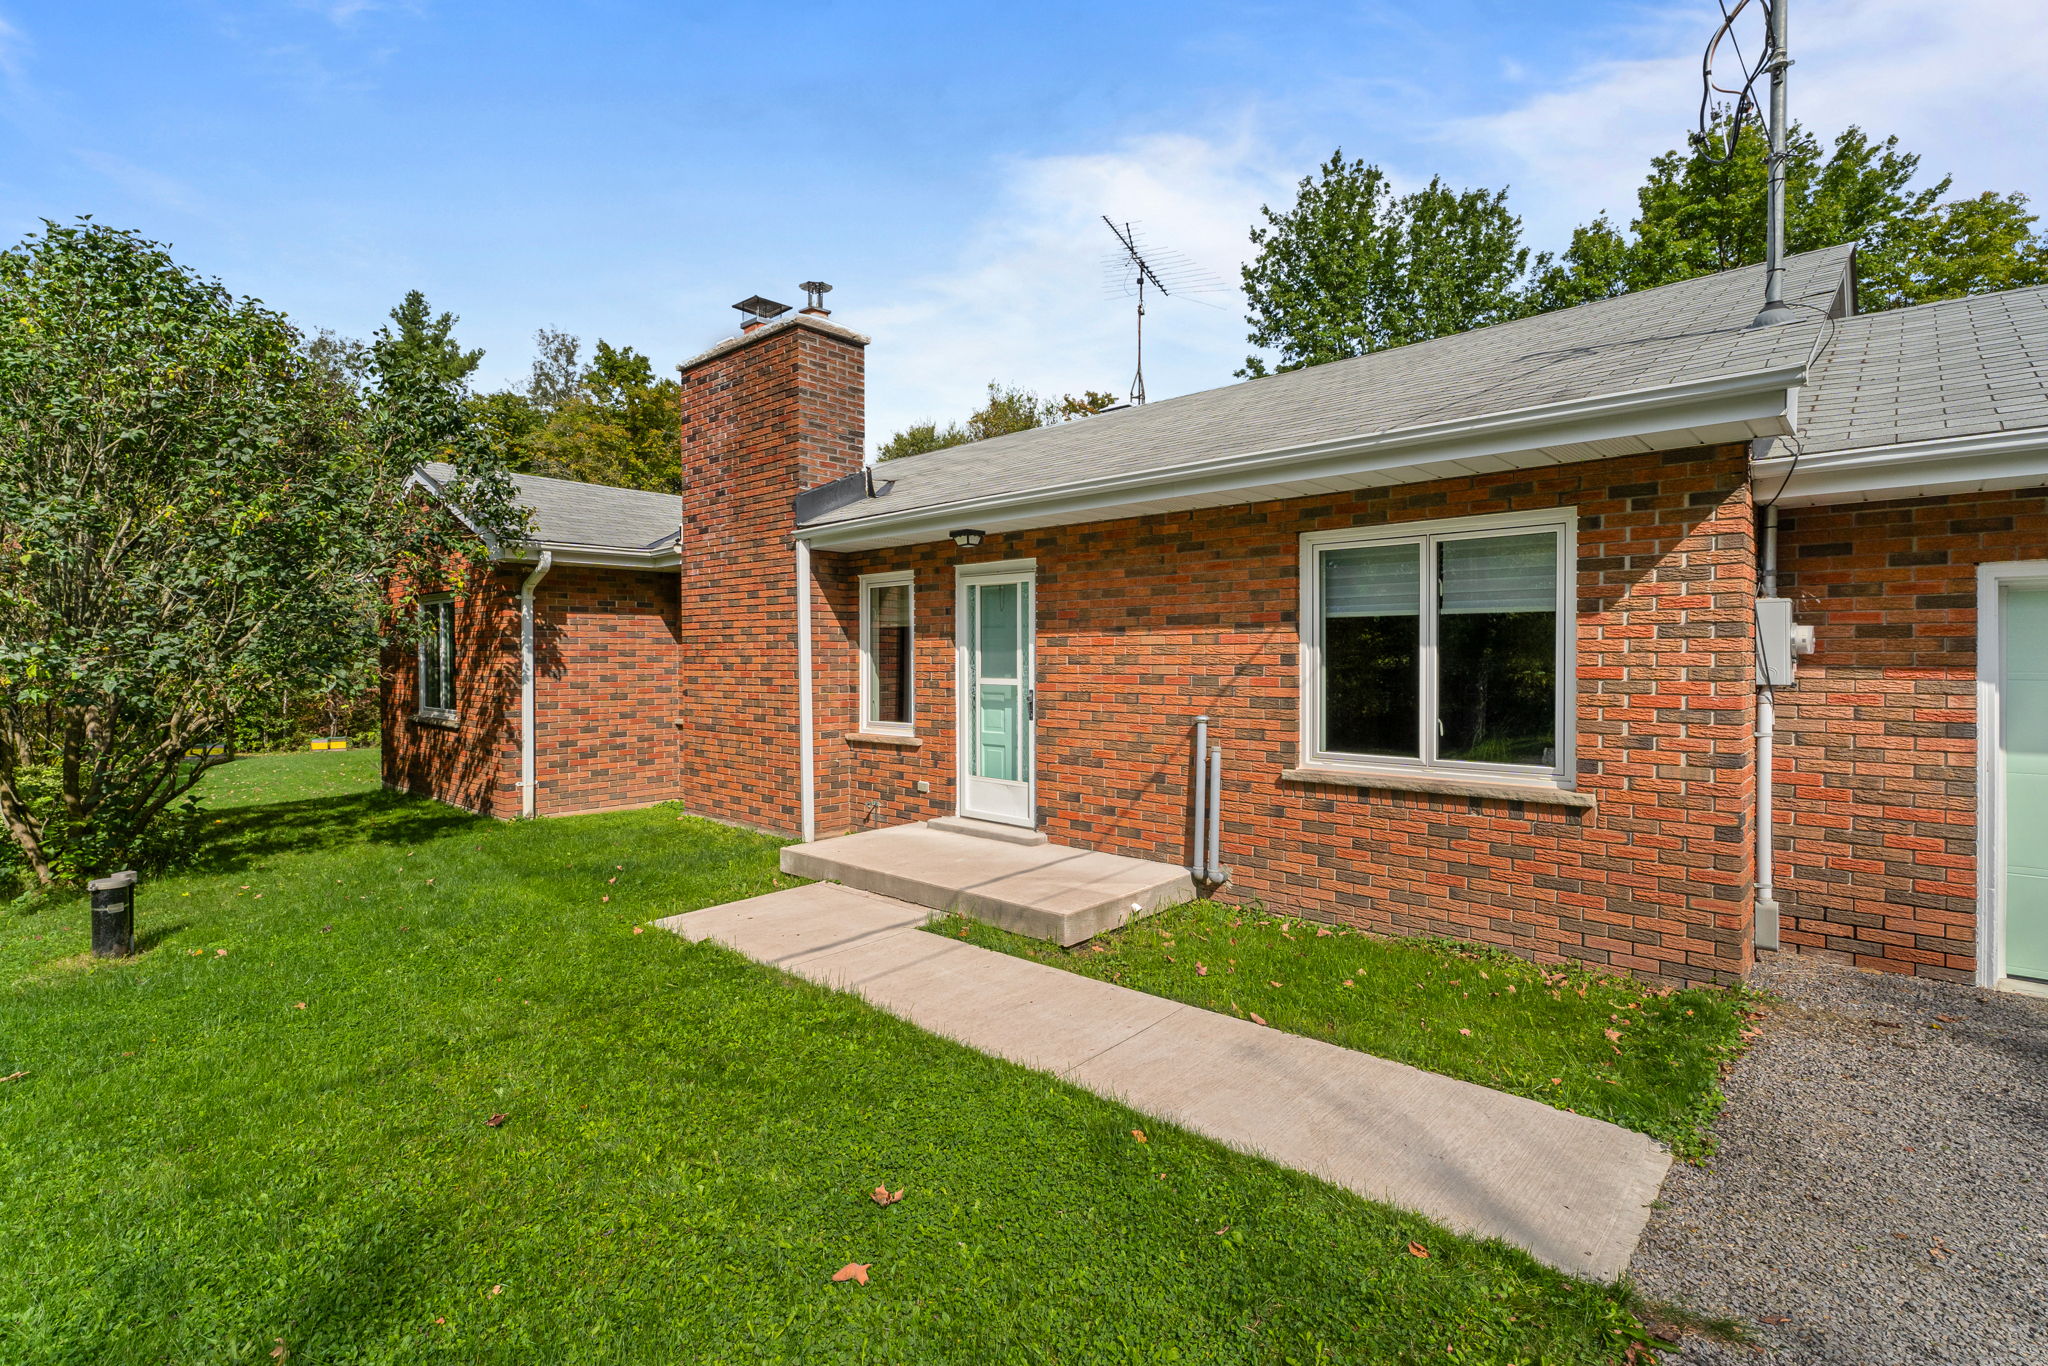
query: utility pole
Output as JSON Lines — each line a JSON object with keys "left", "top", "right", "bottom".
{"left": 1751, "top": 0, "right": 1796, "bottom": 328}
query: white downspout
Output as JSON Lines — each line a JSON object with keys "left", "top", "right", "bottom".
{"left": 1755, "top": 507, "right": 1781, "bottom": 950}
{"left": 1205, "top": 744, "right": 1226, "bottom": 885}
{"left": 796, "top": 538, "right": 816, "bottom": 844}
{"left": 519, "top": 550, "right": 554, "bottom": 819}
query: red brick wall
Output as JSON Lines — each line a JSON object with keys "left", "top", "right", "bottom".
{"left": 1771, "top": 486, "right": 2048, "bottom": 980}
{"left": 677, "top": 315, "right": 866, "bottom": 835}
{"left": 381, "top": 564, "right": 681, "bottom": 818}
{"left": 808, "top": 443, "right": 1760, "bottom": 985}
{"left": 382, "top": 567, "right": 521, "bottom": 817}
{"left": 530, "top": 565, "right": 681, "bottom": 816}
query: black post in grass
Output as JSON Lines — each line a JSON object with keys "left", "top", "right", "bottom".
{"left": 89, "top": 871, "right": 137, "bottom": 958}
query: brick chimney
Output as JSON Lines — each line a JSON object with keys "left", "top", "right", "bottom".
{"left": 675, "top": 304, "right": 868, "bottom": 836}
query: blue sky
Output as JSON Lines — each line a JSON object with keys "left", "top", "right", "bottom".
{"left": 2, "top": 1, "right": 2042, "bottom": 446}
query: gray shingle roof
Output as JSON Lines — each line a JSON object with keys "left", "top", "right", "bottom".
{"left": 1793, "top": 284, "right": 2048, "bottom": 454}
{"left": 807, "top": 244, "right": 1857, "bottom": 530}
{"left": 421, "top": 462, "right": 679, "bottom": 553}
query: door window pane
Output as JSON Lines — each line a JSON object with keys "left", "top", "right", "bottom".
{"left": 1321, "top": 544, "right": 1421, "bottom": 758}
{"left": 866, "top": 582, "right": 911, "bottom": 726}
{"left": 975, "top": 582, "right": 1020, "bottom": 680}
{"left": 976, "top": 683, "right": 1020, "bottom": 780}
{"left": 1437, "top": 534, "right": 1557, "bottom": 766}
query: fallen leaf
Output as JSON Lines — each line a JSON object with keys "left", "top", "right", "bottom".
{"left": 1195, "top": 963, "right": 1208, "bottom": 976}
{"left": 602, "top": 896, "right": 610, "bottom": 903}
{"left": 1458, "top": 1028, "right": 1472, "bottom": 1036}
{"left": 1406, "top": 1242, "right": 1429, "bottom": 1258}
{"left": 1343, "top": 979, "right": 1355, "bottom": 987}
{"left": 271, "top": 1340, "right": 288, "bottom": 1361}
{"left": 1267, "top": 980, "right": 1283, "bottom": 988}
{"left": 1759, "top": 1315, "right": 1792, "bottom": 1324}
{"left": 1604, "top": 1028, "right": 1622, "bottom": 1042}
{"left": 215, "top": 948, "right": 229, "bottom": 957}
{"left": 293, "top": 1002, "right": 307, "bottom": 1010}
{"left": 1131, "top": 1128, "right": 1147, "bottom": 1143}
{"left": 1249, "top": 1013, "right": 1267, "bottom": 1026}
{"left": 489, "top": 1285, "right": 502, "bottom": 1295}
{"left": 633, "top": 926, "right": 645, "bottom": 934}
{"left": 1934, "top": 1014, "right": 1962, "bottom": 1023}
{"left": 831, "top": 1263, "right": 870, "bottom": 1285}
{"left": 1315, "top": 927, "right": 1332, "bottom": 937}
{"left": 1549, "top": 1077, "right": 1562, "bottom": 1085}
{"left": 1214, "top": 1225, "right": 1230, "bottom": 1235}
{"left": 486, "top": 1113, "right": 508, "bottom": 1128}
{"left": 0, "top": 1071, "right": 25, "bottom": 1083}
{"left": 871, "top": 1186, "right": 905, "bottom": 1206}
{"left": 608, "top": 877, "right": 617, "bottom": 884}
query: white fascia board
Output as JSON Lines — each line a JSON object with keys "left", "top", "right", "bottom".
{"left": 1755, "top": 426, "right": 2048, "bottom": 507}
{"left": 500, "top": 542, "right": 681, "bottom": 570}
{"left": 798, "top": 366, "right": 1803, "bottom": 551}
{"left": 403, "top": 464, "right": 503, "bottom": 559}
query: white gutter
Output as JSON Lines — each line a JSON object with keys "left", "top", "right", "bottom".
{"left": 518, "top": 550, "right": 554, "bottom": 819}
{"left": 798, "top": 365, "right": 1806, "bottom": 551}
{"left": 1754, "top": 507, "right": 1780, "bottom": 951}
{"left": 795, "top": 539, "right": 817, "bottom": 844}
{"left": 1753, "top": 426, "right": 2048, "bottom": 507}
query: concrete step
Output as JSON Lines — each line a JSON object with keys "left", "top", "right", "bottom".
{"left": 925, "top": 814, "right": 1049, "bottom": 846}
{"left": 779, "top": 821, "right": 1194, "bottom": 945}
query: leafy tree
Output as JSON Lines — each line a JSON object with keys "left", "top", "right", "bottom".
{"left": 1525, "top": 120, "right": 2048, "bottom": 313}
{"left": 376, "top": 289, "right": 484, "bottom": 386}
{"left": 876, "top": 383, "right": 1118, "bottom": 461}
{"left": 1239, "top": 152, "right": 1529, "bottom": 376}
{"left": 0, "top": 221, "right": 522, "bottom": 889}
{"left": 476, "top": 332, "right": 683, "bottom": 493}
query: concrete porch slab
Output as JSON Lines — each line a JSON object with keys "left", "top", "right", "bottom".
{"left": 660, "top": 884, "right": 1672, "bottom": 1282}
{"left": 778, "top": 822, "right": 1194, "bottom": 945}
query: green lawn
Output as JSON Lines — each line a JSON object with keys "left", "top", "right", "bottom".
{"left": 1, "top": 751, "right": 1658, "bottom": 1365}
{"left": 933, "top": 904, "right": 1754, "bottom": 1159}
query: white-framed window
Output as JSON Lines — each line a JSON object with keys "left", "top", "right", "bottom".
{"left": 417, "top": 594, "right": 458, "bottom": 720}
{"left": 858, "top": 571, "right": 915, "bottom": 733}
{"left": 1300, "top": 507, "right": 1576, "bottom": 785}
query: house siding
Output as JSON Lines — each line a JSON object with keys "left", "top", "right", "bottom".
{"left": 381, "top": 564, "right": 681, "bottom": 818}
{"left": 1771, "top": 486, "right": 2048, "bottom": 981}
{"left": 806, "top": 442, "right": 1761, "bottom": 986}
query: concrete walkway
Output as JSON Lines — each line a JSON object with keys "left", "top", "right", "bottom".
{"left": 656, "top": 882, "right": 1672, "bottom": 1282}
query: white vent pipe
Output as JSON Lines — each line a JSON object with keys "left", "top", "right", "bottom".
{"left": 1190, "top": 715, "right": 1209, "bottom": 878}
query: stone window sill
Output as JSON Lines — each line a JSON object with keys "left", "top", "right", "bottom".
{"left": 843, "top": 730, "right": 923, "bottom": 748}
{"left": 410, "top": 713, "right": 460, "bottom": 731}
{"left": 1280, "top": 765, "right": 1595, "bottom": 809}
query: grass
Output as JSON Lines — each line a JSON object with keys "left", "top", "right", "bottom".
{"left": 932, "top": 903, "right": 1755, "bottom": 1159}
{"left": 0, "top": 751, "right": 1666, "bottom": 1365}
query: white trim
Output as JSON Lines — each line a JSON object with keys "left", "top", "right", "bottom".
{"left": 415, "top": 593, "right": 458, "bottom": 722}
{"left": 954, "top": 558, "right": 1039, "bottom": 828}
{"left": 1755, "top": 426, "right": 2048, "bottom": 508}
{"left": 1976, "top": 559, "right": 2048, "bottom": 989}
{"left": 857, "top": 570, "right": 916, "bottom": 735}
{"left": 796, "top": 540, "right": 816, "bottom": 844}
{"left": 799, "top": 368, "right": 1801, "bottom": 551}
{"left": 1299, "top": 506, "right": 1578, "bottom": 789}
{"left": 505, "top": 543, "right": 681, "bottom": 570}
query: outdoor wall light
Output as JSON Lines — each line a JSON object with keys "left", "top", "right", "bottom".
{"left": 949, "top": 528, "right": 986, "bottom": 548}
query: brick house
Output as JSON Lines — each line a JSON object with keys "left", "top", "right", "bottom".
{"left": 386, "top": 246, "right": 2048, "bottom": 992}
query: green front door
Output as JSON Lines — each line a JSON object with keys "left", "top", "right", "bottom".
{"left": 2004, "top": 583, "right": 2048, "bottom": 981}
{"left": 959, "top": 572, "right": 1034, "bottom": 826}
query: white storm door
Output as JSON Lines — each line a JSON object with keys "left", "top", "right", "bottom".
{"left": 2000, "top": 582, "right": 2048, "bottom": 983}
{"left": 957, "top": 566, "right": 1036, "bottom": 827}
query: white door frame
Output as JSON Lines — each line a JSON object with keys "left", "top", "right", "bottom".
{"left": 954, "top": 558, "right": 1038, "bottom": 828}
{"left": 1975, "top": 559, "right": 2048, "bottom": 990}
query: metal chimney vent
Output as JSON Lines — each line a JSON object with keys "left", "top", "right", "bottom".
{"left": 733, "top": 295, "right": 791, "bottom": 328}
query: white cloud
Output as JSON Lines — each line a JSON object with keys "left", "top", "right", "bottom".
{"left": 859, "top": 129, "right": 1292, "bottom": 450}
{"left": 1446, "top": 0, "right": 2048, "bottom": 249}
{"left": 0, "top": 13, "right": 28, "bottom": 92}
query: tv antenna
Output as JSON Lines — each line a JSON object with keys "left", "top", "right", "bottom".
{"left": 1691, "top": 0, "right": 1794, "bottom": 327}
{"left": 1100, "top": 217, "right": 1226, "bottom": 405}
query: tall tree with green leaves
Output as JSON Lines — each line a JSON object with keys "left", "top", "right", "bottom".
{"left": 876, "top": 382, "right": 1118, "bottom": 461}
{"left": 376, "top": 289, "right": 485, "bottom": 386}
{"left": 1525, "top": 120, "right": 2048, "bottom": 313}
{"left": 475, "top": 332, "right": 684, "bottom": 493}
{"left": 1238, "top": 152, "right": 1529, "bottom": 376}
{"left": 0, "top": 222, "right": 522, "bottom": 888}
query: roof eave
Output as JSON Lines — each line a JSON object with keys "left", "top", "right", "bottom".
{"left": 799, "top": 365, "right": 1805, "bottom": 551}
{"left": 1754, "top": 427, "right": 2048, "bottom": 507}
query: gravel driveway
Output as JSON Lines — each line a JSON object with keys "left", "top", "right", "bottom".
{"left": 1631, "top": 953, "right": 2048, "bottom": 1363}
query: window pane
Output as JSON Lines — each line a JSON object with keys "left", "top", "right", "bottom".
{"left": 1321, "top": 545, "right": 1420, "bottom": 758}
{"left": 868, "top": 583, "right": 911, "bottom": 725}
{"left": 974, "top": 582, "right": 1020, "bottom": 680}
{"left": 438, "top": 602, "right": 457, "bottom": 710}
{"left": 1437, "top": 535, "right": 1557, "bottom": 766}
